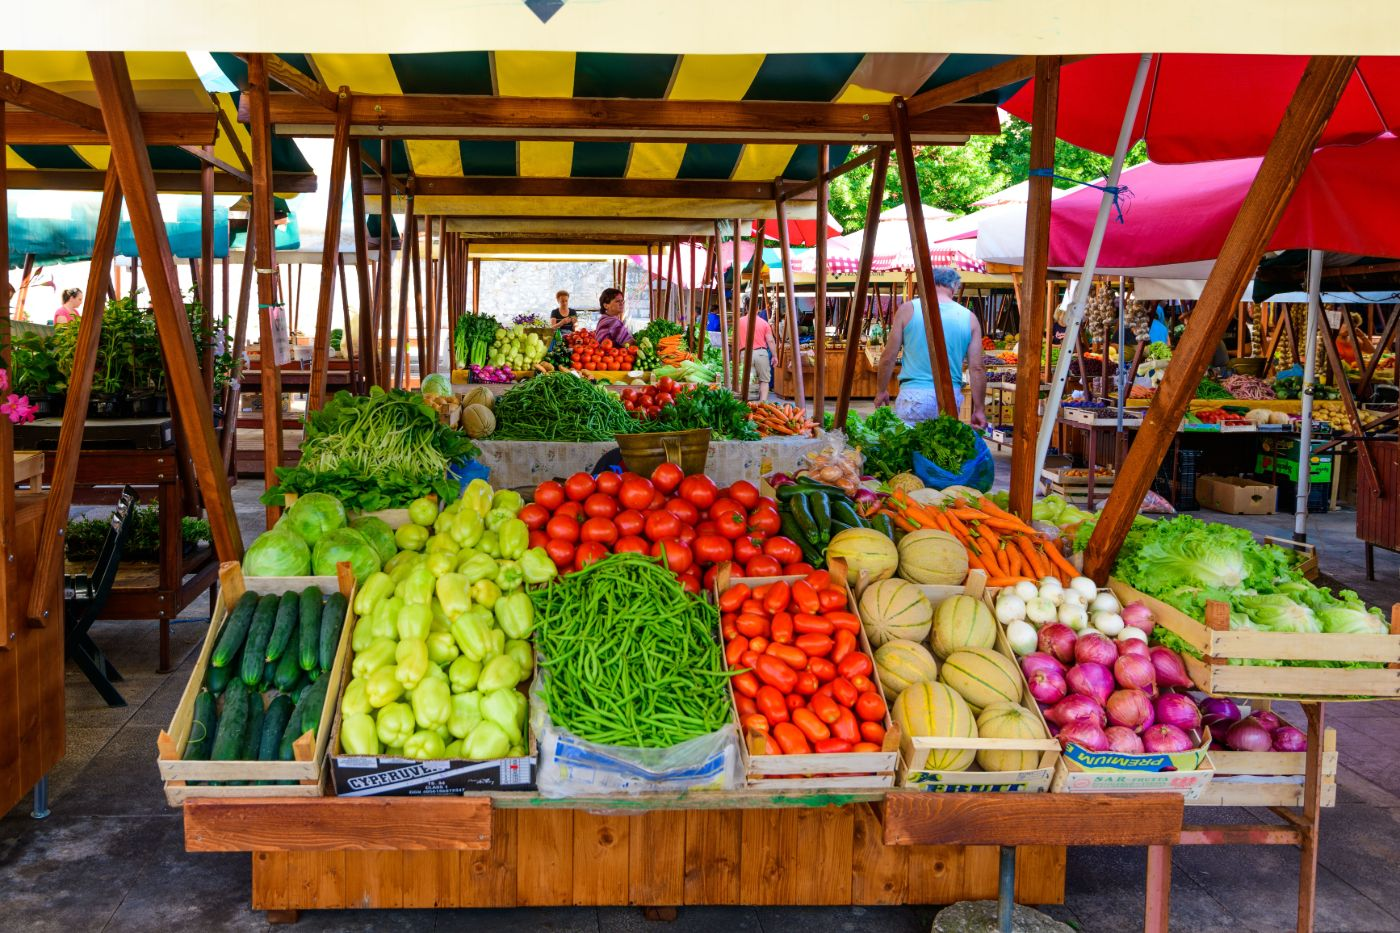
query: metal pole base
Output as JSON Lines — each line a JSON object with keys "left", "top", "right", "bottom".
{"left": 31, "top": 777, "right": 50, "bottom": 820}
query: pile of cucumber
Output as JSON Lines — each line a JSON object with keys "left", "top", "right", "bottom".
{"left": 776, "top": 477, "right": 897, "bottom": 565}
{"left": 183, "top": 586, "right": 348, "bottom": 780}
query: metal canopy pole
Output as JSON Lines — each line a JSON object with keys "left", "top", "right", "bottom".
{"left": 1032, "top": 53, "right": 1153, "bottom": 485}
{"left": 1295, "top": 249, "right": 1323, "bottom": 539}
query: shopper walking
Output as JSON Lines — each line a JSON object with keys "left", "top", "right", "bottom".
{"left": 874, "top": 267, "right": 986, "bottom": 428}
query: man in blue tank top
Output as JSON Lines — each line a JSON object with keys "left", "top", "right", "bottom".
{"left": 874, "top": 267, "right": 986, "bottom": 428}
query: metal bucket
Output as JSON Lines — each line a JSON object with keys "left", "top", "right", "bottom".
{"left": 615, "top": 428, "right": 712, "bottom": 476}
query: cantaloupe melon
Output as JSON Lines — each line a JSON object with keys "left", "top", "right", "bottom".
{"left": 975, "top": 702, "right": 1047, "bottom": 773}
{"left": 930, "top": 595, "right": 995, "bottom": 658}
{"left": 461, "top": 403, "right": 496, "bottom": 439}
{"left": 939, "top": 647, "right": 1023, "bottom": 712}
{"left": 859, "top": 579, "right": 933, "bottom": 646}
{"left": 897, "top": 529, "right": 968, "bottom": 585}
{"left": 893, "top": 681, "right": 976, "bottom": 771}
{"left": 826, "top": 528, "right": 898, "bottom": 586}
{"left": 460, "top": 385, "right": 494, "bottom": 410}
{"left": 874, "top": 640, "right": 939, "bottom": 696}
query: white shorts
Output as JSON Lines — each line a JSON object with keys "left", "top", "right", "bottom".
{"left": 894, "top": 385, "right": 963, "bottom": 424}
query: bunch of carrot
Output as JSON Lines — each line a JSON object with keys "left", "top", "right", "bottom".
{"left": 657, "top": 334, "right": 691, "bottom": 365}
{"left": 748, "top": 402, "right": 819, "bottom": 437}
{"left": 881, "top": 490, "right": 1078, "bottom": 587}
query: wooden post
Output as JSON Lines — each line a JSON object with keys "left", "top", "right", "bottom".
{"left": 775, "top": 198, "right": 806, "bottom": 409}
{"left": 308, "top": 89, "right": 351, "bottom": 411}
{"left": 378, "top": 139, "right": 393, "bottom": 388}
{"left": 1357, "top": 307, "right": 1399, "bottom": 400}
{"left": 471, "top": 258, "right": 481, "bottom": 316}
{"left": 731, "top": 221, "right": 744, "bottom": 391}
{"left": 1010, "top": 56, "right": 1061, "bottom": 520}
{"left": 89, "top": 51, "right": 244, "bottom": 556}
{"left": 688, "top": 236, "right": 699, "bottom": 340}
{"left": 714, "top": 223, "right": 731, "bottom": 393}
{"left": 814, "top": 147, "right": 830, "bottom": 416}
{"left": 891, "top": 97, "right": 957, "bottom": 417}
{"left": 1084, "top": 56, "right": 1359, "bottom": 580}
{"left": 337, "top": 255, "right": 355, "bottom": 387}
{"left": 740, "top": 221, "right": 768, "bottom": 400}
{"left": 222, "top": 232, "right": 256, "bottom": 473}
{"left": 834, "top": 148, "right": 891, "bottom": 427}
{"left": 412, "top": 213, "right": 426, "bottom": 383}
{"left": 27, "top": 167, "right": 122, "bottom": 623}
{"left": 1317, "top": 307, "right": 1381, "bottom": 492}
{"left": 394, "top": 197, "right": 415, "bottom": 388}
{"left": 349, "top": 140, "right": 375, "bottom": 390}
{"left": 200, "top": 160, "right": 215, "bottom": 394}
{"left": 434, "top": 220, "right": 446, "bottom": 374}
{"left": 0, "top": 60, "right": 15, "bottom": 636}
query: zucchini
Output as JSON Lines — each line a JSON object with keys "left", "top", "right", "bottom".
{"left": 265, "top": 590, "right": 301, "bottom": 662}
{"left": 211, "top": 590, "right": 259, "bottom": 667}
{"left": 204, "top": 662, "right": 233, "bottom": 697}
{"left": 240, "top": 595, "right": 280, "bottom": 687}
{"left": 279, "top": 684, "right": 315, "bottom": 760}
{"left": 318, "top": 592, "right": 349, "bottom": 672}
{"left": 298, "top": 586, "right": 322, "bottom": 672}
{"left": 869, "top": 512, "right": 897, "bottom": 540}
{"left": 239, "top": 695, "right": 266, "bottom": 761}
{"left": 777, "top": 479, "right": 846, "bottom": 500}
{"left": 273, "top": 640, "right": 303, "bottom": 692}
{"left": 828, "top": 497, "right": 867, "bottom": 530}
{"left": 299, "top": 676, "right": 331, "bottom": 737}
{"left": 210, "top": 680, "right": 252, "bottom": 761}
{"left": 780, "top": 510, "right": 824, "bottom": 565}
{"left": 184, "top": 690, "right": 218, "bottom": 760}
{"left": 808, "top": 492, "right": 832, "bottom": 542}
{"left": 787, "top": 494, "right": 821, "bottom": 545}
{"left": 259, "top": 695, "right": 295, "bottom": 761}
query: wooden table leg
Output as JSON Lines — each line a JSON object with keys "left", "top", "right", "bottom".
{"left": 1366, "top": 542, "right": 1375, "bottom": 581}
{"left": 265, "top": 909, "right": 300, "bottom": 924}
{"left": 158, "top": 476, "right": 178, "bottom": 673}
{"left": 1297, "top": 702, "right": 1325, "bottom": 933}
{"left": 1144, "top": 844, "right": 1172, "bottom": 933}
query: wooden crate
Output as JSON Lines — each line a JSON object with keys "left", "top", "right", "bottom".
{"left": 1192, "top": 722, "right": 1337, "bottom": 808}
{"left": 1261, "top": 534, "right": 1319, "bottom": 581}
{"left": 1041, "top": 467, "right": 1116, "bottom": 488}
{"left": 157, "top": 562, "right": 356, "bottom": 805}
{"left": 1110, "top": 579, "right": 1400, "bottom": 699}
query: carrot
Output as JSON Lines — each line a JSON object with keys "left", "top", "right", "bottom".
{"left": 994, "top": 544, "right": 1013, "bottom": 577}
{"left": 1041, "top": 542, "right": 1079, "bottom": 582}
{"left": 975, "top": 497, "right": 1038, "bottom": 533}
{"left": 889, "top": 512, "right": 917, "bottom": 532}
{"left": 1015, "top": 535, "right": 1049, "bottom": 579}
{"left": 966, "top": 546, "right": 998, "bottom": 576}
{"left": 986, "top": 576, "right": 1035, "bottom": 588}
{"left": 948, "top": 507, "right": 986, "bottom": 521}
{"left": 1005, "top": 544, "right": 1024, "bottom": 578}
{"left": 943, "top": 512, "right": 972, "bottom": 539}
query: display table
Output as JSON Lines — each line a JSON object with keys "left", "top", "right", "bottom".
{"left": 774, "top": 345, "right": 899, "bottom": 401}
{"left": 12, "top": 450, "right": 43, "bottom": 489}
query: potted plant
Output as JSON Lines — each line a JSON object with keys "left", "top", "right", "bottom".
{"left": 8, "top": 330, "right": 66, "bottom": 417}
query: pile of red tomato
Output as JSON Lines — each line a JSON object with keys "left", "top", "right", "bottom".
{"left": 720, "top": 571, "right": 889, "bottom": 757}
{"left": 519, "top": 465, "right": 812, "bottom": 594}
{"left": 619, "top": 377, "right": 688, "bottom": 420}
{"left": 565, "top": 330, "right": 639, "bottom": 371}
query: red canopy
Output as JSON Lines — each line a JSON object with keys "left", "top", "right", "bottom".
{"left": 1003, "top": 54, "right": 1400, "bottom": 163}
{"left": 752, "top": 213, "right": 843, "bottom": 248}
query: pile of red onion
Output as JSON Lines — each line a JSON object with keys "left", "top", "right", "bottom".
{"left": 1199, "top": 697, "right": 1307, "bottom": 752}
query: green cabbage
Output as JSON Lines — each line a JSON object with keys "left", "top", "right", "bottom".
{"left": 350, "top": 515, "right": 398, "bottom": 565}
{"left": 420, "top": 373, "right": 452, "bottom": 397}
{"left": 311, "top": 527, "right": 381, "bottom": 582}
{"left": 284, "top": 492, "right": 347, "bottom": 545}
{"left": 244, "top": 529, "right": 312, "bottom": 577}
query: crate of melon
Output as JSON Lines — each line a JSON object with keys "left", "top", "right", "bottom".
{"left": 714, "top": 561, "right": 901, "bottom": 789}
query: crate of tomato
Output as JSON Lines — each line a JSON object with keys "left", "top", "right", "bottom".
{"left": 716, "top": 565, "right": 900, "bottom": 789}
{"left": 563, "top": 330, "right": 639, "bottom": 372}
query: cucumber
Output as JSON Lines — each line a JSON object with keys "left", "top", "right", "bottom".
{"left": 239, "top": 695, "right": 266, "bottom": 761}
{"left": 210, "top": 680, "right": 252, "bottom": 761}
{"left": 808, "top": 492, "right": 832, "bottom": 542}
{"left": 273, "top": 640, "right": 303, "bottom": 692}
{"left": 299, "top": 677, "right": 331, "bottom": 737}
{"left": 260, "top": 659, "right": 278, "bottom": 692}
{"left": 787, "top": 494, "right": 821, "bottom": 546}
{"left": 205, "top": 662, "right": 233, "bottom": 697}
{"left": 259, "top": 695, "right": 295, "bottom": 761}
{"left": 279, "top": 686, "right": 314, "bottom": 760}
{"left": 240, "top": 595, "right": 280, "bottom": 687}
{"left": 828, "top": 497, "right": 867, "bottom": 530}
{"left": 779, "top": 510, "right": 824, "bottom": 565}
{"left": 211, "top": 591, "right": 260, "bottom": 667}
{"left": 869, "top": 512, "right": 896, "bottom": 540}
{"left": 184, "top": 690, "right": 218, "bottom": 760}
{"left": 264, "top": 590, "right": 301, "bottom": 662}
{"left": 776, "top": 479, "right": 846, "bottom": 500}
{"left": 298, "top": 586, "right": 323, "bottom": 672}
{"left": 318, "top": 592, "right": 349, "bottom": 672}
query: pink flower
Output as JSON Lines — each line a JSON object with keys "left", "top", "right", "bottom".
{"left": 2, "top": 393, "right": 37, "bottom": 425}
{"left": 0, "top": 368, "right": 8, "bottom": 392}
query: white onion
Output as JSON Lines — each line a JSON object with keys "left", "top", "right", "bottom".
{"left": 1058, "top": 589, "right": 1085, "bottom": 608}
{"left": 1025, "top": 597, "right": 1058, "bottom": 625}
{"left": 1038, "top": 576, "right": 1063, "bottom": 593}
{"left": 1092, "top": 611, "right": 1125, "bottom": 637}
{"left": 1068, "top": 576, "right": 1099, "bottom": 603}
{"left": 1117, "top": 626, "right": 1149, "bottom": 644}
{"left": 1058, "top": 604, "right": 1088, "bottom": 630}
{"left": 1090, "top": 592, "right": 1122, "bottom": 615}
{"left": 1006, "top": 620, "right": 1039, "bottom": 656}
{"left": 1038, "top": 581, "right": 1064, "bottom": 606}
{"left": 1012, "top": 580, "right": 1040, "bottom": 602}
{"left": 995, "top": 594, "right": 1027, "bottom": 624}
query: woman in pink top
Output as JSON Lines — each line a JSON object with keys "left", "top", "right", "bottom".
{"left": 735, "top": 309, "right": 778, "bottom": 402}
{"left": 594, "top": 287, "right": 634, "bottom": 347}
{"left": 53, "top": 288, "right": 83, "bottom": 325}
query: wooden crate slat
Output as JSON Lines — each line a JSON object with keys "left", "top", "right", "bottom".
{"left": 184, "top": 796, "right": 492, "bottom": 851}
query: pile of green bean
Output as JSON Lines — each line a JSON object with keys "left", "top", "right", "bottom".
{"left": 490, "top": 373, "right": 639, "bottom": 442}
{"left": 530, "top": 553, "right": 732, "bottom": 748}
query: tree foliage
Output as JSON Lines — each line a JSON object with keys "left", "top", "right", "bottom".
{"left": 827, "top": 116, "right": 1148, "bottom": 232}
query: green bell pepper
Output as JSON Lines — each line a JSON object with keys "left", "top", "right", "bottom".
{"left": 491, "top": 489, "right": 524, "bottom": 514}
{"left": 490, "top": 627, "right": 506, "bottom": 659}
{"left": 463, "top": 720, "right": 512, "bottom": 760}
{"left": 394, "top": 638, "right": 430, "bottom": 690}
{"left": 494, "top": 591, "right": 535, "bottom": 640}
{"left": 469, "top": 579, "right": 502, "bottom": 611}
{"left": 449, "top": 509, "right": 484, "bottom": 548}
{"left": 505, "top": 639, "right": 534, "bottom": 678}
{"left": 393, "top": 522, "right": 429, "bottom": 552}
{"left": 404, "top": 729, "right": 447, "bottom": 760}
{"left": 444, "top": 739, "right": 464, "bottom": 758}
{"left": 353, "top": 572, "right": 394, "bottom": 617}
{"left": 480, "top": 687, "right": 524, "bottom": 745}
{"left": 407, "top": 496, "right": 440, "bottom": 527}
{"left": 366, "top": 665, "right": 406, "bottom": 708}
{"left": 426, "top": 630, "right": 460, "bottom": 667}
{"left": 520, "top": 547, "right": 558, "bottom": 585}
{"left": 411, "top": 676, "right": 452, "bottom": 731}
{"left": 484, "top": 507, "right": 515, "bottom": 533}
{"left": 435, "top": 573, "right": 473, "bottom": 616}
{"left": 425, "top": 532, "right": 459, "bottom": 557}
{"left": 448, "top": 690, "right": 482, "bottom": 739}
{"left": 464, "top": 478, "right": 494, "bottom": 518}
{"left": 395, "top": 603, "right": 433, "bottom": 642}
{"left": 497, "top": 518, "right": 529, "bottom": 560}
{"left": 423, "top": 658, "right": 449, "bottom": 682}
{"left": 368, "top": 598, "right": 398, "bottom": 641}
{"left": 341, "top": 677, "right": 372, "bottom": 718}
{"left": 351, "top": 616, "right": 377, "bottom": 653}
{"left": 450, "top": 609, "right": 495, "bottom": 662}
{"left": 478, "top": 529, "right": 501, "bottom": 559}
{"left": 478, "top": 654, "right": 523, "bottom": 692}
{"left": 495, "top": 561, "right": 524, "bottom": 592}
{"left": 458, "top": 553, "right": 498, "bottom": 585}
{"left": 376, "top": 702, "right": 416, "bottom": 748}
{"left": 424, "top": 550, "right": 458, "bottom": 577}
{"left": 388, "top": 554, "right": 422, "bottom": 585}
{"left": 430, "top": 599, "right": 451, "bottom": 633}
{"left": 384, "top": 550, "right": 421, "bottom": 575}
{"left": 352, "top": 638, "right": 398, "bottom": 679}
{"left": 339, "top": 712, "right": 381, "bottom": 756}
{"left": 448, "top": 656, "right": 482, "bottom": 693}
{"left": 400, "top": 565, "right": 436, "bottom": 606}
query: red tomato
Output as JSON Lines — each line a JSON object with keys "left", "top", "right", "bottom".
{"left": 691, "top": 534, "right": 733, "bottom": 565}
{"left": 855, "top": 692, "right": 887, "bottom": 722}
{"left": 650, "top": 462, "right": 684, "bottom": 494}
{"left": 702, "top": 564, "right": 720, "bottom": 591}
{"left": 612, "top": 535, "right": 647, "bottom": 556}
{"left": 595, "top": 471, "right": 623, "bottom": 496}
{"left": 657, "top": 376, "right": 678, "bottom": 394}
{"left": 528, "top": 530, "right": 549, "bottom": 549}
{"left": 534, "top": 481, "right": 565, "bottom": 511}
{"left": 649, "top": 490, "right": 667, "bottom": 511}
{"left": 712, "top": 506, "right": 748, "bottom": 539}
{"left": 708, "top": 497, "right": 741, "bottom": 521}
{"left": 783, "top": 562, "right": 815, "bottom": 576}
{"left": 518, "top": 503, "right": 551, "bottom": 531}
{"left": 675, "top": 524, "right": 697, "bottom": 546}
{"left": 575, "top": 541, "right": 608, "bottom": 570}
{"left": 651, "top": 538, "right": 694, "bottom": 573}
{"left": 581, "top": 517, "right": 619, "bottom": 545}
{"left": 618, "top": 477, "right": 655, "bottom": 511}
{"left": 545, "top": 515, "right": 581, "bottom": 543}
{"left": 677, "top": 571, "right": 701, "bottom": 595}
{"left": 614, "top": 509, "right": 646, "bottom": 538}
{"left": 818, "top": 587, "right": 848, "bottom": 611}
{"left": 663, "top": 497, "right": 700, "bottom": 527}
{"left": 583, "top": 493, "right": 619, "bottom": 520}
{"left": 747, "top": 506, "right": 781, "bottom": 537}
{"left": 556, "top": 500, "right": 583, "bottom": 520}
{"left": 755, "top": 495, "right": 779, "bottom": 512}
{"left": 695, "top": 520, "right": 719, "bottom": 537}
{"left": 746, "top": 555, "right": 784, "bottom": 577}
{"left": 564, "top": 472, "right": 596, "bottom": 501}
{"left": 761, "top": 535, "right": 803, "bottom": 565}
{"left": 726, "top": 480, "right": 760, "bottom": 510}
{"left": 545, "top": 538, "right": 576, "bottom": 568}
{"left": 678, "top": 474, "right": 719, "bottom": 510}
{"left": 733, "top": 536, "right": 763, "bottom": 565}
{"left": 644, "top": 509, "right": 682, "bottom": 542}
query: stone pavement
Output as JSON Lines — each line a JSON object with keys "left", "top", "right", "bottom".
{"left": 4, "top": 451, "right": 1400, "bottom": 933}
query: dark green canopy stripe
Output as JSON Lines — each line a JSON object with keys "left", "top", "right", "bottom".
{"left": 571, "top": 142, "right": 631, "bottom": 178}
{"left": 389, "top": 51, "right": 493, "bottom": 94}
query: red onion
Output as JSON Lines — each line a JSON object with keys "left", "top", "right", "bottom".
{"left": 1117, "top": 638, "right": 1150, "bottom": 659}
{"left": 1046, "top": 694, "right": 1107, "bottom": 727}
{"left": 1143, "top": 723, "right": 1194, "bottom": 753}
{"left": 1106, "top": 689, "right": 1155, "bottom": 732}
{"left": 1066, "top": 662, "right": 1114, "bottom": 706}
{"left": 1199, "top": 697, "right": 1242, "bottom": 730}
{"left": 1253, "top": 710, "right": 1283, "bottom": 732}
{"left": 1271, "top": 726, "right": 1307, "bottom": 752}
{"left": 1210, "top": 740, "right": 1230, "bottom": 752}
{"left": 1225, "top": 717, "right": 1273, "bottom": 752}
{"left": 1037, "top": 623, "right": 1077, "bottom": 665}
{"left": 1057, "top": 720, "right": 1111, "bottom": 752}
{"left": 1021, "top": 652, "right": 1066, "bottom": 681}
{"left": 1026, "top": 668, "right": 1068, "bottom": 705}
{"left": 1105, "top": 726, "right": 1146, "bottom": 753}
{"left": 1113, "top": 654, "right": 1158, "bottom": 693}
{"left": 1074, "top": 632, "right": 1118, "bottom": 667}
{"left": 1149, "top": 647, "right": 1192, "bottom": 689}
{"left": 1120, "top": 600, "right": 1155, "bottom": 633}
{"left": 1154, "top": 693, "right": 1202, "bottom": 733}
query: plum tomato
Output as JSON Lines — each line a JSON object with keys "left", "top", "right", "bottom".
{"left": 564, "top": 472, "right": 596, "bottom": 501}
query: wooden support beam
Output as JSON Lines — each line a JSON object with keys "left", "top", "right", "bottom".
{"left": 212, "top": 96, "right": 253, "bottom": 175}
{"left": 1084, "top": 56, "right": 1360, "bottom": 581}
{"left": 234, "top": 53, "right": 338, "bottom": 112}
{"left": 348, "top": 135, "right": 376, "bottom": 390}
{"left": 88, "top": 51, "right": 244, "bottom": 559}
{"left": 406, "top": 175, "right": 782, "bottom": 202}
{"left": 309, "top": 90, "right": 352, "bottom": 412}
{"left": 891, "top": 97, "right": 957, "bottom": 417}
{"left": 740, "top": 221, "right": 767, "bottom": 399}
{"left": 0, "top": 69, "right": 104, "bottom": 131}
{"left": 1357, "top": 307, "right": 1399, "bottom": 400}
{"left": 395, "top": 200, "right": 416, "bottom": 388}
{"left": 0, "top": 58, "right": 15, "bottom": 643}
{"left": 4, "top": 109, "right": 216, "bottom": 146}
{"left": 779, "top": 146, "right": 883, "bottom": 203}
{"left": 412, "top": 217, "right": 426, "bottom": 382}
{"left": 713, "top": 222, "right": 731, "bottom": 392}
{"left": 200, "top": 161, "right": 215, "bottom": 394}
{"left": 246, "top": 54, "right": 284, "bottom": 527}
{"left": 15, "top": 255, "right": 35, "bottom": 320}
{"left": 1316, "top": 306, "right": 1382, "bottom": 494}
{"left": 834, "top": 147, "right": 891, "bottom": 427}
{"left": 1010, "top": 56, "right": 1061, "bottom": 521}
{"left": 471, "top": 258, "right": 481, "bottom": 317}
{"left": 179, "top": 145, "right": 252, "bottom": 184}
{"left": 730, "top": 223, "right": 743, "bottom": 390}
{"left": 813, "top": 147, "right": 830, "bottom": 417}
{"left": 905, "top": 56, "right": 1038, "bottom": 117}
{"left": 4, "top": 168, "right": 314, "bottom": 193}
{"left": 378, "top": 138, "right": 393, "bottom": 388}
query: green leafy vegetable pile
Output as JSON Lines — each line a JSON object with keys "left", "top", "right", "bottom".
{"left": 634, "top": 320, "right": 684, "bottom": 348}
{"left": 826, "top": 407, "right": 976, "bottom": 480}
{"left": 263, "top": 388, "right": 478, "bottom": 512}
{"left": 649, "top": 385, "right": 759, "bottom": 440}
{"left": 1146, "top": 341, "right": 1172, "bottom": 361}
{"left": 453, "top": 313, "right": 500, "bottom": 367}
{"left": 490, "top": 372, "right": 638, "bottom": 441}
{"left": 1195, "top": 377, "right": 1234, "bottom": 400}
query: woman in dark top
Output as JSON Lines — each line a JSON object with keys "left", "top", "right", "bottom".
{"left": 550, "top": 290, "right": 577, "bottom": 333}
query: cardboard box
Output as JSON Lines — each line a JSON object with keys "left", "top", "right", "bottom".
{"left": 1052, "top": 730, "right": 1216, "bottom": 799}
{"left": 1197, "top": 474, "right": 1277, "bottom": 515}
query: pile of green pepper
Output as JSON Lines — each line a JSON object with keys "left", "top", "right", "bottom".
{"left": 530, "top": 553, "right": 733, "bottom": 748}
{"left": 776, "top": 477, "right": 896, "bottom": 564}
